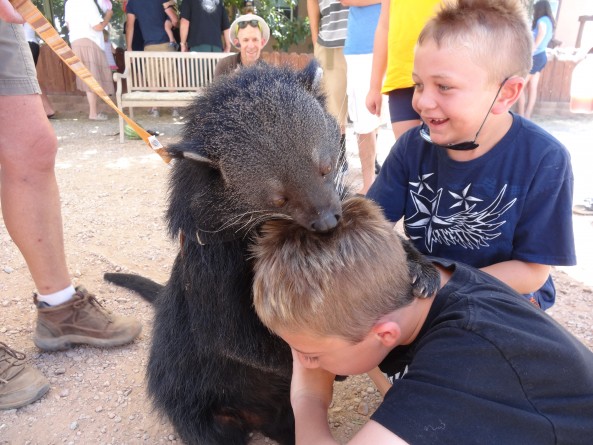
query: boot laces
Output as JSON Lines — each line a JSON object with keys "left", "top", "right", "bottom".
{"left": 73, "top": 292, "right": 114, "bottom": 324}
{"left": 0, "top": 342, "right": 26, "bottom": 384}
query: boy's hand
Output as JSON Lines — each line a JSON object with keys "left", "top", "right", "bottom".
{"left": 290, "top": 349, "right": 335, "bottom": 411}
{"left": 366, "top": 87, "right": 383, "bottom": 117}
{"left": 0, "top": 0, "right": 25, "bottom": 23}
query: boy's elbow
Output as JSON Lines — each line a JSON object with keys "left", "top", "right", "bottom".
{"left": 527, "top": 263, "right": 551, "bottom": 292}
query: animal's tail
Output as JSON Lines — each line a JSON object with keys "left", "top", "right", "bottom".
{"left": 103, "top": 273, "right": 163, "bottom": 303}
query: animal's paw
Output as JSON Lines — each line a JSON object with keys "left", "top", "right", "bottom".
{"left": 400, "top": 237, "right": 440, "bottom": 298}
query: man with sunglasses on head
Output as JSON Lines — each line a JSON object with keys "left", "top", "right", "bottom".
{"left": 179, "top": 0, "right": 230, "bottom": 53}
{"left": 214, "top": 14, "right": 269, "bottom": 78}
{"left": 366, "top": 0, "right": 575, "bottom": 311}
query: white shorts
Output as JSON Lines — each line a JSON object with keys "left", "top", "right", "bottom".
{"left": 345, "top": 53, "right": 388, "bottom": 134}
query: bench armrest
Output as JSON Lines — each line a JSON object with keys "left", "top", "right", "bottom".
{"left": 113, "top": 69, "right": 129, "bottom": 103}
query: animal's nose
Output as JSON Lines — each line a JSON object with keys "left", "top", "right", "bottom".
{"left": 310, "top": 211, "right": 341, "bottom": 232}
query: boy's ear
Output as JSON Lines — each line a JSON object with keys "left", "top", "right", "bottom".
{"left": 371, "top": 321, "right": 401, "bottom": 348}
{"left": 492, "top": 76, "right": 524, "bottom": 114}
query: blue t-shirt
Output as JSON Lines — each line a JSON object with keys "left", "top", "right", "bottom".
{"left": 126, "top": 0, "right": 169, "bottom": 46}
{"left": 533, "top": 16, "right": 553, "bottom": 55}
{"left": 367, "top": 113, "right": 576, "bottom": 307}
{"left": 343, "top": 4, "right": 381, "bottom": 55}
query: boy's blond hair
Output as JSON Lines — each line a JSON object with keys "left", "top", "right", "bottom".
{"left": 252, "top": 197, "right": 412, "bottom": 343}
{"left": 418, "top": 0, "right": 533, "bottom": 81}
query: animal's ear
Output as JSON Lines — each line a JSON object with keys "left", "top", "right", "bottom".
{"left": 167, "top": 145, "right": 218, "bottom": 168}
{"left": 297, "top": 59, "right": 323, "bottom": 95}
{"left": 181, "top": 151, "right": 218, "bottom": 166}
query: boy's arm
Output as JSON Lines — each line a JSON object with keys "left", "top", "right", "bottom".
{"left": 307, "top": 0, "right": 321, "bottom": 45}
{"left": 366, "top": 0, "right": 389, "bottom": 116}
{"left": 125, "top": 13, "right": 136, "bottom": 51}
{"left": 222, "top": 28, "right": 231, "bottom": 52}
{"left": 480, "top": 261, "right": 550, "bottom": 295}
{"left": 291, "top": 355, "right": 410, "bottom": 444}
{"left": 290, "top": 350, "right": 338, "bottom": 445}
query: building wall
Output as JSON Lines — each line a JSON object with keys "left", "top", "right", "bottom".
{"left": 555, "top": 0, "right": 593, "bottom": 50}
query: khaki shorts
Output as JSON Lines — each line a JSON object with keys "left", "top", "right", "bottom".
{"left": 314, "top": 43, "right": 347, "bottom": 128}
{"left": 0, "top": 20, "right": 41, "bottom": 95}
{"left": 144, "top": 43, "right": 176, "bottom": 88}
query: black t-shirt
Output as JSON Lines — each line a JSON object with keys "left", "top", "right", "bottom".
{"left": 372, "top": 259, "right": 593, "bottom": 444}
{"left": 180, "top": 0, "right": 230, "bottom": 49}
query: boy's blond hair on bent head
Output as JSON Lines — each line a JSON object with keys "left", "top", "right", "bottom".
{"left": 252, "top": 197, "right": 413, "bottom": 344}
{"left": 419, "top": 0, "right": 533, "bottom": 83}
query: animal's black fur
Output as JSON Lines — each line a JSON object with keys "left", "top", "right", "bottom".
{"left": 104, "top": 62, "right": 439, "bottom": 445}
{"left": 108, "top": 62, "right": 342, "bottom": 445}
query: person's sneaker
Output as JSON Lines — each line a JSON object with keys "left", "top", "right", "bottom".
{"left": 148, "top": 108, "right": 160, "bottom": 118}
{"left": 33, "top": 286, "right": 142, "bottom": 351}
{"left": 168, "top": 41, "right": 180, "bottom": 51}
{"left": 0, "top": 342, "right": 49, "bottom": 410}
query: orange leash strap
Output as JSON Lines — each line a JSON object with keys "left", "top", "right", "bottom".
{"left": 10, "top": 0, "right": 172, "bottom": 164}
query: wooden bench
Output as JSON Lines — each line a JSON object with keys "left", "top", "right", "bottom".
{"left": 114, "top": 51, "right": 229, "bottom": 143}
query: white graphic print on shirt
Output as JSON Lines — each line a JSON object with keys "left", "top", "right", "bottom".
{"left": 404, "top": 176, "right": 516, "bottom": 253}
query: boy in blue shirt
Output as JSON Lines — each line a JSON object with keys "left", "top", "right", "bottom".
{"left": 366, "top": 0, "right": 575, "bottom": 309}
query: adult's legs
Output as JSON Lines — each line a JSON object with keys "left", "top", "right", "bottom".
{"left": 315, "top": 44, "right": 348, "bottom": 168}
{"left": 0, "top": 96, "right": 69, "bottom": 294}
{"left": 41, "top": 91, "right": 55, "bottom": 117}
{"left": 516, "top": 73, "right": 533, "bottom": 116}
{"left": 356, "top": 130, "right": 377, "bottom": 194}
{"left": 0, "top": 19, "right": 53, "bottom": 410}
{"left": 525, "top": 72, "right": 541, "bottom": 120}
{"left": 86, "top": 91, "right": 101, "bottom": 119}
{"left": 0, "top": 21, "right": 140, "bottom": 352}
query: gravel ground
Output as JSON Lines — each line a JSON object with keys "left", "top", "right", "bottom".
{"left": 0, "top": 109, "right": 592, "bottom": 445}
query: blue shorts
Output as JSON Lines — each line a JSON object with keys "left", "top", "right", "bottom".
{"left": 388, "top": 87, "right": 420, "bottom": 123}
{"left": 530, "top": 51, "right": 547, "bottom": 74}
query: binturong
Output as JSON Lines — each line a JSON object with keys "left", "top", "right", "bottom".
{"left": 167, "top": 60, "right": 344, "bottom": 242}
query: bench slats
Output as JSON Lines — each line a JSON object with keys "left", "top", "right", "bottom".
{"left": 114, "top": 51, "right": 229, "bottom": 142}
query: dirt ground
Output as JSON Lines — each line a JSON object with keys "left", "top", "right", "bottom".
{"left": 1, "top": 107, "right": 592, "bottom": 445}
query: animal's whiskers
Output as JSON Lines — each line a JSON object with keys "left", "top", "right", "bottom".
{"left": 198, "top": 209, "right": 272, "bottom": 234}
{"left": 237, "top": 212, "right": 292, "bottom": 237}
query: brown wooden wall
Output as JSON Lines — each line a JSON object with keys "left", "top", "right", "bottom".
{"left": 37, "top": 44, "right": 80, "bottom": 94}
{"left": 537, "top": 53, "right": 578, "bottom": 103}
{"left": 36, "top": 45, "right": 574, "bottom": 106}
{"left": 36, "top": 45, "right": 313, "bottom": 95}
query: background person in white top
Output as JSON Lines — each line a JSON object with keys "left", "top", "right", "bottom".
{"left": 64, "top": 0, "right": 114, "bottom": 120}
{"left": 342, "top": 0, "right": 387, "bottom": 194}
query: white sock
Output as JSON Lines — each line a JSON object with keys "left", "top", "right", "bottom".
{"left": 37, "top": 285, "right": 76, "bottom": 306}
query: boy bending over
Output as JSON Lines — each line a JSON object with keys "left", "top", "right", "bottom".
{"left": 252, "top": 197, "right": 593, "bottom": 444}
{"left": 366, "top": 0, "right": 575, "bottom": 309}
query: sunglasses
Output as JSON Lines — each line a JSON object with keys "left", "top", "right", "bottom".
{"left": 236, "top": 20, "right": 261, "bottom": 31}
{"left": 419, "top": 77, "right": 510, "bottom": 151}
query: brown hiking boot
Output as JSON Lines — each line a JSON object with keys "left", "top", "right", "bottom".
{"left": 0, "top": 342, "right": 49, "bottom": 410}
{"left": 33, "top": 286, "right": 142, "bottom": 351}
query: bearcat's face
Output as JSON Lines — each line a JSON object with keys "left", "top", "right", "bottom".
{"left": 169, "top": 62, "right": 344, "bottom": 235}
